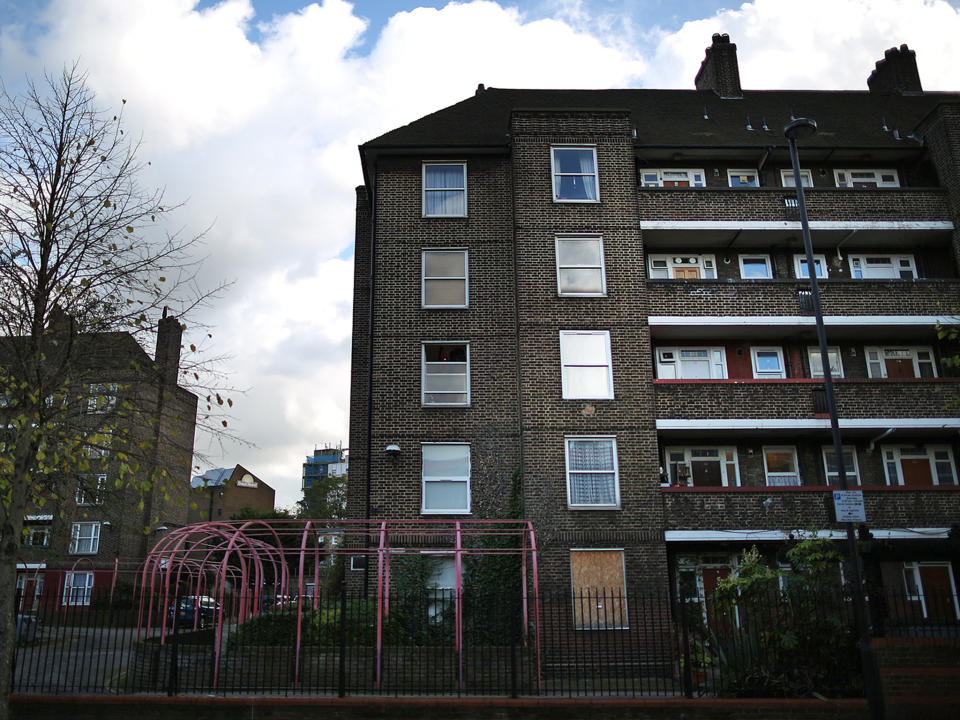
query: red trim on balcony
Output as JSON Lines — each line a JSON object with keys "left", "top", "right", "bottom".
{"left": 660, "top": 484, "right": 960, "bottom": 493}
{"left": 653, "top": 378, "right": 960, "bottom": 385}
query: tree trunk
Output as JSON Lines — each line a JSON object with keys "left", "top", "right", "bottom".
{"left": 0, "top": 468, "right": 29, "bottom": 720}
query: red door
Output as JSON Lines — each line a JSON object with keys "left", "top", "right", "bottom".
{"left": 919, "top": 565, "right": 959, "bottom": 620}
{"left": 884, "top": 358, "right": 915, "bottom": 378}
{"left": 901, "top": 458, "right": 934, "bottom": 487}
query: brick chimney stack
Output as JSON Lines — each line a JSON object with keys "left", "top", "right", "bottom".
{"left": 695, "top": 33, "right": 743, "bottom": 99}
{"left": 154, "top": 309, "right": 183, "bottom": 387}
{"left": 868, "top": 44, "right": 923, "bottom": 94}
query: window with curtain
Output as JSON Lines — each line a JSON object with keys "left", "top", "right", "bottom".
{"left": 551, "top": 147, "right": 599, "bottom": 202}
{"left": 422, "top": 163, "right": 466, "bottom": 216}
{"left": 763, "top": 447, "right": 800, "bottom": 486}
{"left": 565, "top": 437, "right": 620, "bottom": 508}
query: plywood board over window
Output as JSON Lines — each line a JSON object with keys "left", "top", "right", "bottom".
{"left": 570, "top": 549, "right": 627, "bottom": 629}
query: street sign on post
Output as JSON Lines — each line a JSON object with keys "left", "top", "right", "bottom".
{"left": 833, "top": 490, "right": 867, "bottom": 524}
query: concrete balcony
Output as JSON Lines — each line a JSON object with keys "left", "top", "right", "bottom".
{"left": 654, "top": 378, "right": 960, "bottom": 422}
{"left": 662, "top": 484, "right": 960, "bottom": 531}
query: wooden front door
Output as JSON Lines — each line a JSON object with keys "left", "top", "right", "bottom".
{"left": 919, "top": 565, "right": 959, "bottom": 620}
{"left": 901, "top": 458, "right": 934, "bottom": 487}
{"left": 674, "top": 267, "right": 700, "bottom": 279}
{"left": 884, "top": 357, "right": 916, "bottom": 378}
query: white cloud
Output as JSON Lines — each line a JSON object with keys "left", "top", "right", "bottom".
{"left": 645, "top": 0, "right": 960, "bottom": 90}
{"left": 1, "top": 0, "right": 958, "bottom": 509}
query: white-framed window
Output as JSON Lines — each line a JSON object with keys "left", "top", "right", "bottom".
{"left": 781, "top": 169, "right": 813, "bottom": 188}
{"left": 76, "top": 474, "right": 107, "bottom": 506}
{"left": 849, "top": 254, "right": 917, "bottom": 279}
{"left": 551, "top": 146, "right": 599, "bottom": 202}
{"left": 728, "top": 169, "right": 759, "bottom": 187}
{"left": 902, "top": 562, "right": 960, "bottom": 620}
{"left": 62, "top": 571, "right": 94, "bottom": 607}
{"left": 822, "top": 446, "right": 860, "bottom": 486}
{"left": 570, "top": 549, "right": 628, "bottom": 629}
{"left": 739, "top": 254, "right": 772, "bottom": 279}
{"left": 656, "top": 347, "right": 727, "bottom": 380}
{"left": 807, "top": 346, "right": 844, "bottom": 378}
{"left": 640, "top": 168, "right": 706, "bottom": 188}
{"left": 865, "top": 346, "right": 936, "bottom": 379}
{"left": 882, "top": 445, "right": 957, "bottom": 487}
{"left": 422, "top": 163, "right": 467, "bottom": 217}
{"left": 647, "top": 254, "right": 716, "bottom": 280}
{"left": 664, "top": 447, "right": 739, "bottom": 487}
{"left": 421, "top": 342, "right": 469, "bottom": 406}
{"left": 834, "top": 169, "right": 900, "bottom": 188}
{"left": 559, "top": 331, "right": 614, "bottom": 399}
{"left": 22, "top": 524, "right": 51, "bottom": 548}
{"left": 86, "top": 383, "right": 118, "bottom": 414}
{"left": 422, "top": 249, "right": 468, "bottom": 308}
{"left": 751, "top": 347, "right": 786, "bottom": 379}
{"left": 555, "top": 236, "right": 606, "bottom": 296}
{"left": 565, "top": 436, "right": 620, "bottom": 509}
{"left": 70, "top": 521, "right": 100, "bottom": 554}
{"left": 421, "top": 443, "right": 470, "bottom": 514}
{"left": 763, "top": 447, "right": 801, "bottom": 486}
{"left": 793, "top": 253, "right": 828, "bottom": 279}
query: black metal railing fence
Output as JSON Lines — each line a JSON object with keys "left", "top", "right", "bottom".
{"left": 11, "top": 581, "right": 958, "bottom": 698}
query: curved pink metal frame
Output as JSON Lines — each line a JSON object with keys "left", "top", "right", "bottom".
{"left": 139, "top": 518, "right": 541, "bottom": 692}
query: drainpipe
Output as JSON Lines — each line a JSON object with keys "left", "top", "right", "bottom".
{"left": 364, "top": 167, "right": 378, "bottom": 596}
{"left": 867, "top": 427, "right": 895, "bottom": 452}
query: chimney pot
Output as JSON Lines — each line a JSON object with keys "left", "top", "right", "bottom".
{"left": 867, "top": 43, "right": 923, "bottom": 94}
{"left": 695, "top": 33, "right": 742, "bottom": 99}
{"left": 154, "top": 313, "right": 183, "bottom": 386}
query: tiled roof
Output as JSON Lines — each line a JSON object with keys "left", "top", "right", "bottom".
{"left": 363, "top": 87, "right": 960, "bottom": 151}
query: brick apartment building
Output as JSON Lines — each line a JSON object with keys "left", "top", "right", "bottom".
{"left": 347, "top": 36, "right": 960, "bottom": 618}
{"left": 16, "top": 315, "right": 198, "bottom": 609}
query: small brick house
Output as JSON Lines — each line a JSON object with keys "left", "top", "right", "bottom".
{"left": 188, "top": 464, "right": 276, "bottom": 522}
{"left": 347, "top": 36, "right": 960, "bottom": 624}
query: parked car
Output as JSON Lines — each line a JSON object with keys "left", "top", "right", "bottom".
{"left": 167, "top": 596, "right": 219, "bottom": 628}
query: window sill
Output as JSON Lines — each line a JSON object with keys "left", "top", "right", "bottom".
{"left": 567, "top": 505, "right": 621, "bottom": 511}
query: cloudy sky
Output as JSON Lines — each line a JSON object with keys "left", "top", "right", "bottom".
{"left": 1, "top": 0, "right": 959, "bottom": 510}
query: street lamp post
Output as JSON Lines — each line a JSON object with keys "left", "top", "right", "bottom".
{"left": 785, "top": 117, "right": 885, "bottom": 720}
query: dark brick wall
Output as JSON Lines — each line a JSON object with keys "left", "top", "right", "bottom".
{"left": 348, "top": 98, "right": 960, "bottom": 602}
{"left": 350, "top": 153, "right": 521, "bottom": 528}
{"left": 510, "top": 110, "right": 667, "bottom": 590}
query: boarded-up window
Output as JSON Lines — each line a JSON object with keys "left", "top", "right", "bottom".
{"left": 570, "top": 549, "right": 627, "bottom": 629}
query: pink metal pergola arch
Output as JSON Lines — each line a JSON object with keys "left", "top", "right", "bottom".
{"left": 140, "top": 518, "right": 541, "bottom": 691}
